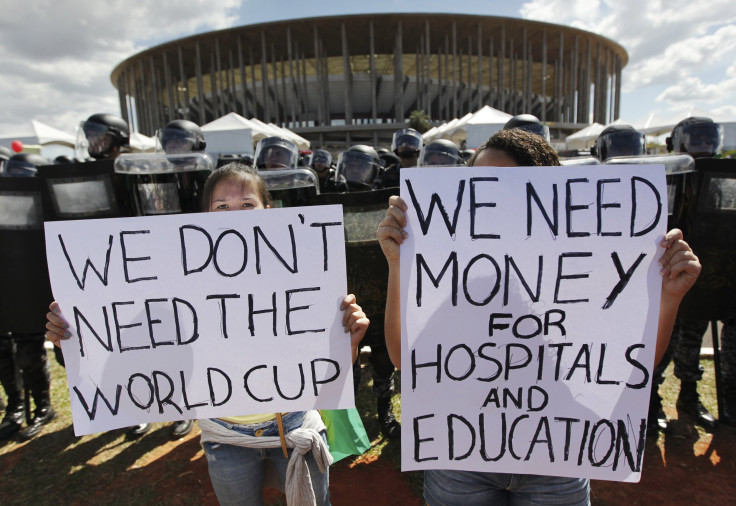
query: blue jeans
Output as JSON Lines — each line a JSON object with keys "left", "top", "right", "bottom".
{"left": 202, "top": 412, "right": 330, "bottom": 506}
{"left": 424, "top": 469, "right": 590, "bottom": 506}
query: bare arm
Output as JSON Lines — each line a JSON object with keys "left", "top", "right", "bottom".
{"left": 376, "top": 195, "right": 408, "bottom": 369}
{"left": 655, "top": 229, "right": 701, "bottom": 366}
{"left": 341, "top": 294, "right": 370, "bottom": 363}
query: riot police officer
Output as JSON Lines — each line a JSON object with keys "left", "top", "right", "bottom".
{"left": 333, "top": 145, "right": 402, "bottom": 438}
{"left": 310, "top": 149, "right": 339, "bottom": 193}
{"left": 334, "top": 145, "right": 382, "bottom": 191}
{"left": 503, "top": 114, "right": 551, "bottom": 143}
{"left": 78, "top": 113, "right": 130, "bottom": 160}
{"left": 254, "top": 136, "right": 299, "bottom": 170}
{"left": 391, "top": 128, "right": 423, "bottom": 168}
{"left": 0, "top": 153, "right": 56, "bottom": 441}
{"left": 377, "top": 152, "right": 401, "bottom": 188}
{"left": 156, "top": 119, "right": 206, "bottom": 154}
{"left": 418, "top": 139, "right": 463, "bottom": 167}
{"left": 666, "top": 116, "right": 730, "bottom": 429}
{"left": 592, "top": 124, "right": 646, "bottom": 161}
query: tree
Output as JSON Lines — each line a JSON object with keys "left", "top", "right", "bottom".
{"left": 408, "top": 110, "right": 430, "bottom": 133}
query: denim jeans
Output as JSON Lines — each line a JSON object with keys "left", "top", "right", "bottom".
{"left": 202, "top": 412, "right": 330, "bottom": 506}
{"left": 424, "top": 469, "right": 590, "bottom": 506}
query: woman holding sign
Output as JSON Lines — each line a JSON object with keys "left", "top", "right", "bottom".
{"left": 376, "top": 129, "right": 701, "bottom": 505}
{"left": 47, "top": 165, "right": 369, "bottom": 506}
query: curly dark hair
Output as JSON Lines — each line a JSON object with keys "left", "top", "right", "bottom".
{"left": 201, "top": 163, "right": 272, "bottom": 211}
{"left": 467, "top": 129, "right": 560, "bottom": 167}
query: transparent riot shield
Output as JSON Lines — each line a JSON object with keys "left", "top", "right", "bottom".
{"left": 560, "top": 156, "right": 602, "bottom": 166}
{"left": 114, "top": 152, "right": 213, "bottom": 216}
{"left": 677, "top": 158, "right": 736, "bottom": 321}
{"left": 605, "top": 154, "right": 696, "bottom": 230}
{"left": 259, "top": 168, "right": 320, "bottom": 208}
{"left": 0, "top": 177, "right": 53, "bottom": 333}
{"left": 37, "top": 159, "right": 123, "bottom": 220}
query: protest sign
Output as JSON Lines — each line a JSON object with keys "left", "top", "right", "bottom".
{"left": 45, "top": 205, "right": 351, "bottom": 436}
{"left": 399, "top": 165, "right": 666, "bottom": 482}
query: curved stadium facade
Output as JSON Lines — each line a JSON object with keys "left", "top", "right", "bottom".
{"left": 111, "top": 13, "right": 628, "bottom": 148}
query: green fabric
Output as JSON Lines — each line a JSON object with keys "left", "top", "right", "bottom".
{"left": 320, "top": 408, "right": 371, "bottom": 462}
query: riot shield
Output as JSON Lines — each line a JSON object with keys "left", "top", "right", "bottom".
{"left": 37, "top": 159, "right": 124, "bottom": 220}
{"left": 114, "top": 152, "right": 213, "bottom": 216}
{"left": 605, "top": 154, "right": 696, "bottom": 230}
{"left": 314, "top": 188, "right": 399, "bottom": 346}
{"left": 260, "top": 168, "right": 319, "bottom": 208}
{"left": 677, "top": 157, "right": 736, "bottom": 321}
{"left": 0, "top": 177, "right": 52, "bottom": 333}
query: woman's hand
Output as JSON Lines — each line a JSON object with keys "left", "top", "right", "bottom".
{"left": 659, "top": 228, "right": 701, "bottom": 302}
{"left": 341, "top": 294, "right": 369, "bottom": 363}
{"left": 45, "top": 301, "right": 70, "bottom": 348}
{"left": 377, "top": 195, "right": 408, "bottom": 264}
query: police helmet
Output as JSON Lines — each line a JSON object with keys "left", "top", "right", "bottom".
{"left": 53, "top": 155, "right": 76, "bottom": 164}
{"left": 336, "top": 145, "right": 381, "bottom": 189}
{"left": 254, "top": 136, "right": 299, "bottom": 170}
{"left": 503, "top": 114, "right": 550, "bottom": 142}
{"left": 311, "top": 149, "right": 333, "bottom": 173}
{"left": 157, "top": 119, "right": 206, "bottom": 154}
{"left": 2, "top": 153, "right": 48, "bottom": 177}
{"left": 418, "top": 139, "right": 463, "bottom": 166}
{"left": 79, "top": 113, "right": 130, "bottom": 159}
{"left": 460, "top": 149, "right": 475, "bottom": 163}
{"left": 666, "top": 117, "right": 723, "bottom": 158}
{"left": 592, "top": 124, "right": 646, "bottom": 161}
{"left": 216, "top": 153, "right": 254, "bottom": 168}
{"left": 391, "top": 128, "right": 423, "bottom": 157}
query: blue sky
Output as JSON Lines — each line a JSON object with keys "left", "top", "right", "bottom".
{"left": 0, "top": 0, "right": 734, "bottom": 136}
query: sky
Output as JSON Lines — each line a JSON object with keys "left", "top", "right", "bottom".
{"left": 0, "top": 0, "right": 734, "bottom": 137}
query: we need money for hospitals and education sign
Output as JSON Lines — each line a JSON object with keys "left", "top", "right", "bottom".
{"left": 45, "top": 205, "right": 352, "bottom": 436}
{"left": 399, "top": 164, "right": 666, "bottom": 483}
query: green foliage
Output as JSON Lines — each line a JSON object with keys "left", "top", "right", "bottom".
{"left": 408, "top": 110, "right": 431, "bottom": 133}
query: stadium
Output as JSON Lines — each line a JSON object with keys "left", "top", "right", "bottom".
{"left": 111, "top": 13, "right": 628, "bottom": 148}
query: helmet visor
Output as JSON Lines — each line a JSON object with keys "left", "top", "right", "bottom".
{"left": 337, "top": 151, "right": 377, "bottom": 184}
{"left": 156, "top": 128, "right": 200, "bottom": 154}
{"left": 603, "top": 131, "right": 646, "bottom": 159}
{"left": 419, "top": 145, "right": 462, "bottom": 166}
{"left": 79, "top": 121, "right": 114, "bottom": 158}
{"left": 4, "top": 160, "right": 37, "bottom": 177}
{"left": 682, "top": 123, "right": 723, "bottom": 156}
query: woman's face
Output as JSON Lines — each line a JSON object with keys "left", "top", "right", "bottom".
{"left": 471, "top": 147, "right": 518, "bottom": 167}
{"left": 209, "top": 178, "right": 268, "bottom": 212}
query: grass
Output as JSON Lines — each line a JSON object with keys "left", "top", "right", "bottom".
{"left": 0, "top": 348, "right": 722, "bottom": 504}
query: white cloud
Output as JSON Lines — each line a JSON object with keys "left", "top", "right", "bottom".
{"left": 520, "top": 0, "right": 736, "bottom": 118}
{"left": 0, "top": 0, "right": 242, "bottom": 136}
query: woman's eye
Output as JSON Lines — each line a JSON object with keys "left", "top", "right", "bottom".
{"left": 242, "top": 202, "right": 254, "bottom": 208}
{"left": 216, "top": 203, "right": 228, "bottom": 209}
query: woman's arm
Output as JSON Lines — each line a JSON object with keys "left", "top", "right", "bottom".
{"left": 341, "top": 294, "right": 369, "bottom": 363}
{"left": 655, "top": 228, "right": 701, "bottom": 365}
{"left": 376, "top": 195, "right": 408, "bottom": 369}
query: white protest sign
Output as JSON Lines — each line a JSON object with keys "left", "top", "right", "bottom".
{"left": 45, "top": 205, "right": 351, "bottom": 436}
{"left": 400, "top": 165, "right": 666, "bottom": 483}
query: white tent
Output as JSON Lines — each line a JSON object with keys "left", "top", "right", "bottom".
{"left": 565, "top": 123, "right": 605, "bottom": 150}
{"left": 201, "top": 113, "right": 265, "bottom": 156}
{"left": 128, "top": 132, "right": 157, "bottom": 152}
{"left": 465, "top": 106, "right": 513, "bottom": 148}
{"left": 0, "top": 120, "right": 76, "bottom": 149}
{"left": 442, "top": 112, "right": 474, "bottom": 145}
{"left": 266, "top": 122, "right": 310, "bottom": 150}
